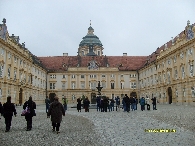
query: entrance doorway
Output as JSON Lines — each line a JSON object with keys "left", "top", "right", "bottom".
{"left": 130, "top": 92, "right": 137, "bottom": 97}
{"left": 168, "top": 87, "right": 172, "bottom": 104}
{"left": 19, "top": 88, "right": 23, "bottom": 105}
{"left": 49, "top": 93, "right": 56, "bottom": 103}
{"left": 91, "top": 92, "right": 96, "bottom": 104}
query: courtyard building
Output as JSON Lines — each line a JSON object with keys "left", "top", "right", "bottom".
{"left": 0, "top": 18, "right": 194, "bottom": 105}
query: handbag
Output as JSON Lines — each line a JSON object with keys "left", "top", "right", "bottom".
{"left": 21, "top": 106, "right": 30, "bottom": 116}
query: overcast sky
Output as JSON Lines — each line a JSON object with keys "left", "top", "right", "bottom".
{"left": 0, "top": 0, "right": 195, "bottom": 57}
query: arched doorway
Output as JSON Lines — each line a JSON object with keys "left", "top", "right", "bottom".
{"left": 49, "top": 93, "right": 56, "bottom": 103}
{"left": 19, "top": 88, "right": 23, "bottom": 105}
{"left": 91, "top": 92, "right": 96, "bottom": 104}
{"left": 130, "top": 92, "right": 137, "bottom": 97}
{"left": 168, "top": 87, "right": 172, "bottom": 104}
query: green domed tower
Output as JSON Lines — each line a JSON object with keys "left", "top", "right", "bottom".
{"left": 78, "top": 21, "right": 104, "bottom": 56}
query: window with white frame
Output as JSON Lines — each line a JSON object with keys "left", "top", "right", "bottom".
{"left": 0, "top": 64, "right": 4, "bottom": 78}
{"left": 158, "top": 74, "right": 161, "bottom": 83}
{"left": 175, "top": 69, "right": 178, "bottom": 79}
{"left": 189, "top": 64, "right": 193, "bottom": 77}
{"left": 173, "top": 55, "right": 176, "bottom": 63}
{"left": 50, "top": 75, "right": 56, "bottom": 78}
{"left": 121, "top": 74, "right": 123, "bottom": 77}
{"left": 14, "top": 69, "right": 16, "bottom": 81}
{"left": 72, "top": 75, "right": 75, "bottom": 78}
{"left": 111, "top": 82, "right": 114, "bottom": 89}
{"left": 181, "top": 66, "right": 185, "bottom": 79}
{"left": 121, "top": 82, "right": 124, "bottom": 89}
{"left": 90, "top": 82, "right": 96, "bottom": 89}
{"left": 7, "top": 67, "right": 11, "bottom": 79}
{"left": 81, "top": 75, "right": 85, "bottom": 78}
{"left": 175, "top": 89, "right": 178, "bottom": 98}
{"left": 62, "top": 82, "right": 65, "bottom": 89}
{"left": 50, "top": 83, "right": 55, "bottom": 89}
{"left": 180, "top": 52, "right": 184, "bottom": 59}
{"left": 131, "top": 82, "right": 136, "bottom": 88}
{"left": 8, "top": 52, "right": 11, "bottom": 59}
{"left": 167, "top": 71, "right": 171, "bottom": 84}
{"left": 1, "top": 48, "right": 4, "bottom": 55}
{"left": 80, "top": 81, "right": 85, "bottom": 89}
{"left": 163, "top": 73, "right": 166, "bottom": 83}
{"left": 191, "top": 86, "right": 195, "bottom": 97}
{"left": 62, "top": 75, "right": 66, "bottom": 78}
{"left": 71, "top": 82, "right": 75, "bottom": 89}
{"left": 102, "top": 82, "right": 106, "bottom": 88}
{"left": 97, "top": 50, "right": 100, "bottom": 56}
{"left": 183, "top": 88, "right": 186, "bottom": 97}
{"left": 90, "top": 74, "right": 96, "bottom": 78}
{"left": 167, "top": 59, "right": 171, "bottom": 65}
{"left": 111, "top": 74, "right": 114, "bottom": 78}
{"left": 102, "top": 74, "right": 106, "bottom": 78}
{"left": 151, "top": 76, "right": 153, "bottom": 85}
{"left": 188, "top": 48, "right": 193, "bottom": 55}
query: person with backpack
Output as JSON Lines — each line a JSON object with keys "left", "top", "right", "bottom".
{"left": 23, "top": 96, "right": 36, "bottom": 131}
{"left": 2, "top": 96, "right": 17, "bottom": 132}
{"left": 47, "top": 96, "right": 65, "bottom": 134}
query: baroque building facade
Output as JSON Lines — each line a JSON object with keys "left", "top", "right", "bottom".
{"left": 0, "top": 18, "right": 195, "bottom": 105}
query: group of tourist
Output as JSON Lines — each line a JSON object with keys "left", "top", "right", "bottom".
{"left": 76, "top": 97, "right": 90, "bottom": 112}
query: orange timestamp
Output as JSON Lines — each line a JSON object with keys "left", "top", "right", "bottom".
{"left": 145, "top": 129, "right": 176, "bottom": 133}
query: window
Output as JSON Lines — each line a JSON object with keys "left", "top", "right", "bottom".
{"left": 175, "top": 69, "right": 178, "bottom": 79}
{"left": 81, "top": 75, "right": 85, "bottom": 78}
{"left": 14, "top": 69, "right": 16, "bottom": 81}
{"left": 111, "top": 82, "right": 114, "bottom": 89}
{"left": 81, "top": 81, "right": 85, "bottom": 89}
{"left": 167, "top": 72, "right": 171, "bottom": 84}
{"left": 0, "top": 88, "right": 2, "bottom": 98}
{"left": 188, "top": 48, "right": 193, "bottom": 55}
{"left": 50, "top": 75, "right": 56, "bottom": 79}
{"left": 121, "top": 82, "right": 124, "bottom": 89}
{"left": 90, "top": 74, "right": 96, "bottom": 78}
{"left": 14, "top": 56, "right": 17, "bottom": 63}
{"left": 50, "top": 83, "right": 55, "bottom": 89}
{"left": 0, "top": 64, "right": 4, "bottom": 78}
{"left": 62, "top": 75, "right": 66, "bottom": 78}
{"left": 7, "top": 67, "right": 10, "bottom": 79}
{"left": 173, "top": 56, "right": 176, "bottom": 63}
{"left": 180, "top": 52, "right": 184, "bottom": 59}
{"left": 111, "top": 74, "right": 114, "bottom": 78}
{"left": 191, "top": 86, "right": 195, "bottom": 97}
{"left": 8, "top": 52, "right": 11, "bottom": 59}
{"left": 175, "top": 89, "right": 178, "bottom": 98}
{"left": 183, "top": 88, "right": 186, "bottom": 97}
{"left": 81, "top": 51, "right": 85, "bottom": 56}
{"left": 20, "top": 59, "right": 23, "bottom": 65}
{"left": 102, "top": 82, "right": 106, "bottom": 88}
{"left": 71, "top": 82, "right": 75, "bottom": 89}
{"left": 131, "top": 82, "right": 136, "bottom": 88}
{"left": 190, "top": 65, "right": 193, "bottom": 77}
{"left": 72, "top": 75, "right": 75, "bottom": 78}
{"left": 167, "top": 59, "right": 171, "bottom": 65}
{"left": 163, "top": 73, "right": 166, "bottom": 83}
{"left": 90, "top": 82, "right": 96, "bottom": 89}
{"left": 97, "top": 50, "right": 100, "bottom": 56}
{"left": 121, "top": 74, "right": 123, "bottom": 77}
{"left": 1, "top": 48, "right": 4, "bottom": 55}
{"left": 102, "top": 74, "right": 106, "bottom": 78}
{"left": 62, "top": 82, "right": 65, "bottom": 89}
{"left": 181, "top": 66, "right": 185, "bottom": 79}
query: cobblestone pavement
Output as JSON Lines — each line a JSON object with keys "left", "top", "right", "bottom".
{"left": 0, "top": 104, "right": 195, "bottom": 146}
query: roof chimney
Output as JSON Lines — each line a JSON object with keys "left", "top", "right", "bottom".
{"left": 63, "top": 53, "right": 68, "bottom": 56}
{"left": 123, "top": 53, "right": 127, "bottom": 56}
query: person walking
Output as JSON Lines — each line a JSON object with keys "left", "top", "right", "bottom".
{"left": 23, "top": 96, "right": 36, "bottom": 131}
{"left": 140, "top": 97, "right": 145, "bottom": 111}
{"left": 115, "top": 96, "right": 120, "bottom": 111}
{"left": 77, "top": 97, "right": 82, "bottom": 112}
{"left": 96, "top": 96, "right": 101, "bottom": 112}
{"left": 151, "top": 97, "right": 157, "bottom": 110}
{"left": 83, "top": 97, "right": 90, "bottom": 112}
{"left": 62, "top": 96, "right": 68, "bottom": 112}
{"left": 47, "top": 96, "right": 65, "bottom": 134}
{"left": 45, "top": 96, "right": 50, "bottom": 113}
{"left": 2, "top": 96, "right": 17, "bottom": 132}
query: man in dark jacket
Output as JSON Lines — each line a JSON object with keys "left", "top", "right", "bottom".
{"left": 47, "top": 96, "right": 65, "bottom": 134}
{"left": 83, "top": 97, "right": 90, "bottom": 112}
{"left": 3, "top": 96, "right": 17, "bottom": 132}
{"left": 151, "top": 97, "right": 157, "bottom": 110}
{"left": 124, "top": 94, "right": 130, "bottom": 112}
{"left": 23, "top": 96, "right": 36, "bottom": 131}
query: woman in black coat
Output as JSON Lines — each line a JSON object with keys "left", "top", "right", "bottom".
{"left": 23, "top": 96, "right": 36, "bottom": 131}
{"left": 2, "top": 96, "right": 17, "bottom": 132}
{"left": 83, "top": 97, "right": 90, "bottom": 112}
{"left": 77, "top": 97, "right": 82, "bottom": 112}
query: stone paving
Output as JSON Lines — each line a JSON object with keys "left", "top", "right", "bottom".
{"left": 0, "top": 104, "right": 195, "bottom": 146}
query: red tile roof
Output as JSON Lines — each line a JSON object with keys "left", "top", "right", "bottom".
{"left": 38, "top": 56, "right": 148, "bottom": 71}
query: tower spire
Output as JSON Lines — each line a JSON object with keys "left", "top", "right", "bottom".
{"left": 90, "top": 20, "right": 91, "bottom": 26}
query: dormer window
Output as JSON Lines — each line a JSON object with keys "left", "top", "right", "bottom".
{"left": 97, "top": 50, "right": 100, "bottom": 56}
